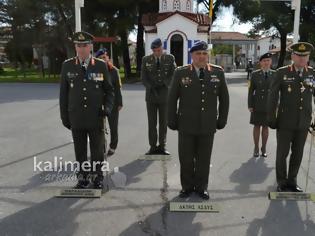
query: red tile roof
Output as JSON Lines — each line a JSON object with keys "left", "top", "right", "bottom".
{"left": 211, "top": 32, "right": 255, "bottom": 41}
{"left": 142, "top": 11, "right": 210, "bottom": 26}
{"left": 93, "top": 37, "right": 119, "bottom": 43}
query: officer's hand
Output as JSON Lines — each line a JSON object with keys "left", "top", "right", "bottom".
{"left": 309, "top": 123, "right": 315, "bottom": 134}
{"left": 168, "top": 122, "right": 178, "bottom": 131}
{"left": 216, "top": 120, "right": 226, "bottom": 130}
{"left": 62, "top": 121, "right": 71, "bottom": 130}
{"left": 268, "top": 121, "right": 277, "bottom": 129}
{"left": 101, "top": 108, "right": 111, "bottom": 117}
{"left": 104, "top": 108, "right": 111, "bottom": 117}
{"left": 248, "top": 108, "right": 254, "bottom": 113}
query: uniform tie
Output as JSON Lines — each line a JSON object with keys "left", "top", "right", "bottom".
{"left": 264, "top": 72, "right": 268, "bottom": 80}
{"left": 199, "top": 68, "right": 205, "bottom": 82}
{"left": 81, "top": 62, "right": 87, "bottom": 79}
{"left": 156, "top": 57, "right": 160, "bottom": 69}
{"left": 298, "top": 69, "right": 303, "bottom": 78}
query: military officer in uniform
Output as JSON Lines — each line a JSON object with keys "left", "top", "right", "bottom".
{"left": 248, "top": 53, "right": 275, "bottom": 157}
{"left": 246, "top": 60, "right": 254, "bottom": 80}
{"left": 168, "top": 41, "right": 230, "bottom": 199}
{"left": 267, "top": 42, "right": 315, "bottom": 192}
{"left": 59, "top": 32, "right": 114, "bottom": 189}
{"left": 141, "top": 38, "right": 176, "bottom": 155}
{"left": 95, "top": 48, "right": 123, "bottom": 157}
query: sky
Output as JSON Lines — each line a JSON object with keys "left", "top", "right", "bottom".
{"left": 129, "top": 5, "right": 253, "bottom": 42}
{"left": 211, "top": 6, "right": 253, "bottom": 33}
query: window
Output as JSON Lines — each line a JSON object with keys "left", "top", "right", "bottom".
{"left": 162, "top": 0, "right": 167, "bottom": 10}
{"left": 173, "top": 0, "right": 180, "bottom": 10}
{"left": 186, "top": 0, "right": 191, "bottom": 11}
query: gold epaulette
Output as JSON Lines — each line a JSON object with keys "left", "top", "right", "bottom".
{"left": 64, "top": 57, "right": 76, "bottom": 63}
{"left": 176, "top": 65, "right": 190, "bottom": 71}
{"left": 208, "top": 63, "right": 223, "bottom": 71}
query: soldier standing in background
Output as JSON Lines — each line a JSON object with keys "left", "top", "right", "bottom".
{"left": 248, "top": 53, "right": 275, "bottom": 157}
{"left": 246, "top": 60, "right": 254, "bottom": 80}
{"left": 95, "top": 48, "right": 123, "bottom": 157}
{"left": 141, "top": 38, "right": 176, "bottom": 155}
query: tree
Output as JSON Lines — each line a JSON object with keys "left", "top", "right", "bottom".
{"left": 197, "top": 0, "right": 231, "bottom": 23}
{"left": 299, "top": 0, "right": 315, "bottom": 61}
{"left": 82, "top": 0, "right": 139, "bottom": 79}
{"left": 135, "top": 0, "right": 159, "bottom": 73}
{"left": 216, "top": 0, "right": 294, "bottom": 67}
{"left": 0, "top": 0, "right": 51, "bottom": 73}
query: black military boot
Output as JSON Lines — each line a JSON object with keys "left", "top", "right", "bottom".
{"left": 179, "top": 189, "right": 193, "bottom": 198}
{"left": 75, "top": 179, "right": 90, "bottom": 189}
{"left": 197, "top": 190, "right": 210, "bottom": 200}
{"left": 157, "top": 145, "right": 171, "bottom": 155}
{"left": 93, "top": 175, "right": 104, "bottom": 189}
{"left": 107, "top": 148, "right": 115, "bottom": 157}
{"left": 75, "top": 173, "right": 90, "bottom": 189}
{"left": 145, "top": 146, "right": 158, "bottom": 155}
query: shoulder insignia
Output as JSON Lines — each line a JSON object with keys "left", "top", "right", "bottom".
{"left": 176, "top": 65, "right": 190, "bottom": 71}
{"left": 64, "top": 57, "right": 76, "bottom": 63}
{"left": 107, "top": 61, "right": 114, "bottom": 70}
{"left": 208, "top": 63, "right": 223, "bottom": 71}
{"left": 277, "top": 65, "right": 290, "bottom": 72}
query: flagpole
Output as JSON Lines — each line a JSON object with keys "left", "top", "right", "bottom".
{"left": 208, "top": 0, "right": 213, "bottom": 63}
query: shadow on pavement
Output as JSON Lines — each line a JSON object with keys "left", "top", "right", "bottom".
{"left": 119, "top": 196, "right": 200, "bottom": 236}
{"left": 0, "top": 197, "right": 93, "bottom": 236}
{"left": 246, "top": 201, "right": 315, "bottom": 236}
{"left": 230, "top": 157, "right": 273, "bottom": 194}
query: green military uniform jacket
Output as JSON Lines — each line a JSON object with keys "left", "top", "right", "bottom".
{"left": 248, "top": 69, "right": 275, "bottom": 112}
{"left": 59, "top": 57, "right": 114, "bottom": 130}
{"left": 267, "top": 64, "right": 315, "bottom": 130}
{"left": 168, "top": 64, "right": 230, "bottom": 135}
{"left": 141, "top": 53, "right": 176, "bottom": 103}
{"left": 107, "top": 62, "right": 123, "bottom": 108}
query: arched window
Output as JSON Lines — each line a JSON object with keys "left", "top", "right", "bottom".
{"left": 162, "top": 0, "right": 167, "bottom": 10}
{"left": 173, "top": 0, "right": 181, "bottom": 11}
{"left": 186, "top": 0, "right": 191, "bottom": 11}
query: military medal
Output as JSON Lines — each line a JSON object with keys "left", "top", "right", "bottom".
{"left": 181, "top": 77, "right": 191, "bottom": 86}
{"left": 300, "top": 82, "right": 305, "bottom": 93}
{"left": 96, "top": 84, "right": 99, "bottom": 89}
{"left": 288, "top": 85, "right": 292, "bottom": 93}
{"left": 70, "top": 83, "right": 74, "bottom": 88}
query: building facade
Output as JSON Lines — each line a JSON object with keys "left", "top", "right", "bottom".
{"left": 142, "top": 0, "right": 210, "bottom": 66}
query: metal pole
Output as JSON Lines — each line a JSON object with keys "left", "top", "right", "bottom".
{"left": 292, "top": 0, "right": 301, "bottom": 43}
{"left": 110, "top": 42, "right": 113, "bottom": 60}
{"left": 232, "top": 44, "right": 235, "bottom": 71}
{"left": 305, "top": 133, "right": 313, "bottom": 192}
{"left": 261, "top": 0, "right": 301, "bottom": 43}
{"left": 75, "top": 0, "right": 84, "bottom": 32}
